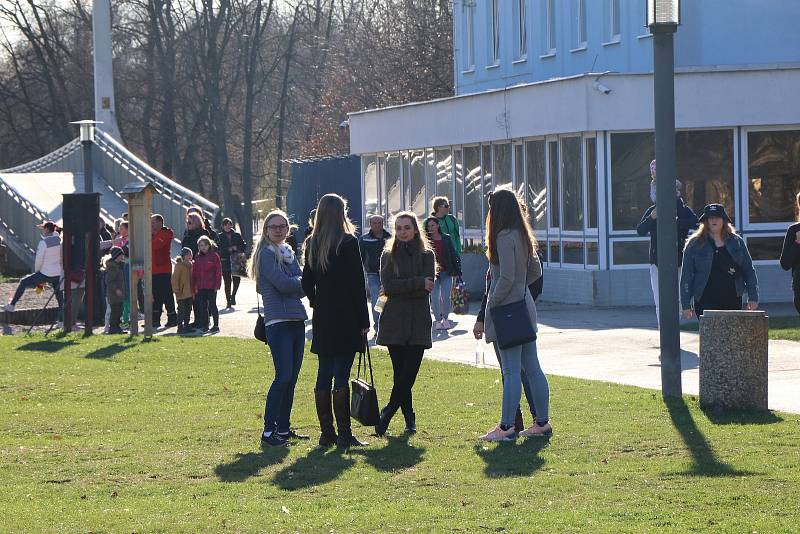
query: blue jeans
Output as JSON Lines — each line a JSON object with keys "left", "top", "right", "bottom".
{"left": 264, "top": 321, "right": 306, "bottom": 433}
{"left": 316, "top": 353, "right": 356, "bottom": 391}
{"left": 493, "top": 342, "right": 536, "bottom": 417}
{"left": 11, "top": 272, "right": 63, "bottom": 313}
{"left": 498, "top": 341, "right": 549, "bottom": 427}
{"left": 367, "top": 273, "right": 381, "bottom": 331}
{"left": 431, "top": 274, "right": 453, "bottom": 321}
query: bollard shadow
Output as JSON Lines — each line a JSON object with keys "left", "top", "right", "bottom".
{"left": 648, "top": 349, "right": 699, "bottom": 371}
{"left": 664, "top": 397, "right": 753, "bottom": 477}
{"left": 84, "top": 337, "right": 145, "bottom": 359}
{"left": 272, "top": 446, "right": 355, "bottom": 491}
{"left": 214, "top": 447, "right": 290, "bottom": 482}
{"left": 474, "top": 438, "right": 548, "bottom": 478}
{"left": 352, "top": 434, "right": 425, "bottom": 472}
{"left": 16, "top": 339, "right": 78, "bottom": 353}
{"left": 701, "top": 406, "right": 783, "bottom": 426}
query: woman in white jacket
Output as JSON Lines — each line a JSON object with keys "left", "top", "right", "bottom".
{"left": 5, "top": 221, "right": 63, "bottom": 313}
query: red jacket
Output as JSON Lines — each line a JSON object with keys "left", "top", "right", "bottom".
{"left": 192, "top": 250, "right": 222, "bottom": 291}
{"left": 152, "top": 226, "right": 174, "bottom": 275}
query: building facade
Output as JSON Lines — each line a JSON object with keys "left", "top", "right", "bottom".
{"left": 349, "top": 0, "right": 800, "bottom": 305}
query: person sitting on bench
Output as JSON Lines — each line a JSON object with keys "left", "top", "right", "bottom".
{"left": 4, "top": 221, "right": 63, "bottom": 315}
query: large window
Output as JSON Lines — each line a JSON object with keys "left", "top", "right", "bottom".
{"left": 490, "top": 0, "right": 500, "bottom": 64}
{"left": 514, "top": 144, "right": 525, "bottom": 199}
{"left": 747, "top": 129, "right": 800, "bottom": 224}
{"left": 493, "top": 143, "right": 512, "bottom": 190}
{"left": 561, "top": 137, "right": 583, "bottom": 231}
{"left": 482, "top": 145, "right": 493, "bottom": 225}
{"left": 408, "top": 150, "right": 426, "bottom": 218}
{"left": 435, "top": 148, "right": 453, "bottom": 200}
{"left": 454, "top": 148, "right": 465, "bottom": 222}
{"left": 548, "top": 140, "right": 560, "bottom": 228}
{"left": 362, "top": 156, "right": 378, "bottom": 221}
{"left": 463, "top": 146, "right": 482, "bottom": 230}
{"left": 463, "top": 0, "right": 475, "bottom": 69}
{"left": 515, "top": 0, "right": 527, "bottom": 60}
{"left": 586, "top": 138, "right": 598, "bottom": 229}
{"left": 546, "top": 0, "right": 557, "bottom": 52}
{"left": 609, "top": 0, "right": 621, "bottom": 40}
{"left": 526, "top": 140, "right": 547, "bottom": 229}
{"left": 385, "top": 153, "right": 402, "bottom": 216}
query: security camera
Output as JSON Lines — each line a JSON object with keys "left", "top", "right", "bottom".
{"left": 593, "top": 81, "right": 612, "bottom": 95}
{"left": 339, "top": 120, "right": 350, "bottom": 129}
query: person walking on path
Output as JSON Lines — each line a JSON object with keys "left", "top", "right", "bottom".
{"left": 424, "top": 216, "right": 461, "bottom": 330}
{"left": 171, "top": 247, "right": 194, "bottom": 334}
{"left": 251, "top": 210, "right": 309, "bottom": 447}
{"left": 374, "top": 212, "right": 436, "bottom": 437}
{"left": 302, "top": 194, "right": 370, "bottom": 448}
{"left": 430, "top": 197, "right": 462, "bottom": 255}
{"left": 151, "top": 214, "right": 178, "bottom": 328}
{"left": 780, "top": 192, "right": 800, "bottom": 316}
{"left": 479, "top": 189, "right": 551, "bottom": 442}
{"left": 636, "top": 159, "right": 698, "bottom": 325}
{"left": 681, "top": 204, "right": 759, "bottom": 319}
{"left": 5, "top": 221, "right": 63, "bottom": 315}
{"left": 359, "top": 214, "right": 391, "bottom": 339}
{"left": 103, "top": 246, "right": 126, "bottom": 334}
{"left": 218, "top": 218, "right": 247, "bottom": 309}
{"left": 192, "top": 236, "right": 222, "bottom": 333}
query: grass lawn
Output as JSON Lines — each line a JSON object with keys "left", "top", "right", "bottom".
{"left": 1, "top": 335, "right": 799, "bottom": 533}
{"left": 681, "top": 314, "right": 800, "bottom": 341}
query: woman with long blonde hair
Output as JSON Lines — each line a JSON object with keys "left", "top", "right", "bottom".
{"left": 249, "top": 210, "right": 308, "bottom": 447}
{"left": 301, "top": 194, "right": 369, "bottom": 448}
{"left": 681, "top": 204, "right": 759, "bottom": 319}
{"left": 779, "top": 192, "right": 800, "bottom": 316}
{"left": 374, "top": 212, "right": 436, "bottom": 436}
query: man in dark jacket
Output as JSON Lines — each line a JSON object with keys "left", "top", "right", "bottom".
{"left": 151, "top": 214, "right": 178, "bottom": 328}
{"left": 359, "top": 214, "right": 391, "bottom": 338}
{"left": 636, "top": 160, "right": 698, "bottom": 325}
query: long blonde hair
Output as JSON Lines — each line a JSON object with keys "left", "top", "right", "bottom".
{"left": 248, "top": 210, "right": 292, "bottom": 281}
{"left": 685, "top": 219, "right": 738, "bottom": 250}
{"left": 304, "top": 194, "right": 356, "bottom": 272}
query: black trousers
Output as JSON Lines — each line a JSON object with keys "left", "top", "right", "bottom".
{"left": 152, "top": 273, "right": 176, "bottom": 322}
{"left": 109, "top": 302, "right": 123, "bottom": 331}
{"left": 386, "top": 345, "right": 425, "bottom": 415}
{"left": 794, "top": 288, "right": 800, "bottom": 316}
{"left": 222, "top": 271, "right": 241, "bottom": 305}
{"left": 177, "top": 298, "right": 193, "bottom": 327}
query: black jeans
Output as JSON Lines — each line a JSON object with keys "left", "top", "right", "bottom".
{"left": 152, "top": 273, "right": 176, "bottom": 323}
{"left": 316, "top": 353, "right": 356, "bottom": 391}
{"left": 194, "top": 289, "right": 215, "bottom": 330}
{"left": 794, "top": 288, "right": 800, "bottom": 316}
{"left": 109, "top": 302, "right": 123, "bottom": 331}
{"left": 386, "top": 345, "right": 425, "bottom": 415}
{"left": 222, "top": 271, "right": 241, "bottom": 305}
{"left": 177, "top": 298, "right": 193, "bottom": 327}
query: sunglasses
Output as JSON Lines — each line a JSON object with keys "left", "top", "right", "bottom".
{"left": 267, "top": 224, "right": 289, "bottom": 231}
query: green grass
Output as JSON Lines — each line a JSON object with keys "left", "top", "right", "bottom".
{"left": 1, "top": 335, "right": 799, "bottom": 533}
{"left": 682, "top": 314, "right": 800, "bottom": 341}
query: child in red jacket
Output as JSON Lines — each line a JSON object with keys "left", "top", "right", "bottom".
{"left": 192, "top": 235, "right": 222, "bottom": 333}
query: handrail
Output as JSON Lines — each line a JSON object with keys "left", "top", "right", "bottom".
{"left": 0, "top": 139, "right": 81, "bottom": 173}
{"left": 0, "top": 179, "right": 49, "bottom": 223}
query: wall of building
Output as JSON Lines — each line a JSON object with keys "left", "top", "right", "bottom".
{"left": 453, "top": 0, "right": 800, "bottom": 96}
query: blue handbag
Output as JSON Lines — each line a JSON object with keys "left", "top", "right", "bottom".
{"left": 489, "top": 298, "right": 536, "bottom": 350}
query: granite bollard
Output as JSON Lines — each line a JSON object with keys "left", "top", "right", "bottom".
{"left": 699, "top": 310, "right": 768, "bottom": 410}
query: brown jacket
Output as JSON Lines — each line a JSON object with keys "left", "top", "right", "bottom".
{"left": 377, "top": 242, "right": 436, "bottom": 348}
{"left": 171, "top": 257, "right": 193, "bottom": 300}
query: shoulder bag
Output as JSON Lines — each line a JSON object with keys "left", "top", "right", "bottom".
{"left": 254, "top": 292, "right": 267, "bottom": 343}
{"left": 489, "top": 298, "right": 536, "bottom": 350}
{"left": 351, "top": 346, "right": 380, "bottom": 426}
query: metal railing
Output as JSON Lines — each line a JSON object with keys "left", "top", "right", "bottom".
{"left": 1, "top": 139, "right": 81, "bottom": 173}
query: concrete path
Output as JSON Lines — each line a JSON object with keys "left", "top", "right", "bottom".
{"left": 160, "top": 278, "right": 800, "bottom": 414}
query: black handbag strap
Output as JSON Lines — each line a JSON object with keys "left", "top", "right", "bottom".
{"left": 356, "top": 345, "right": 375, "bottom": 386}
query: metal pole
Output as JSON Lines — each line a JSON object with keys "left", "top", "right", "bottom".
{"left": 84, "top": 231, "right": 95, "bottom": 336}
{"left": 653, "top": 26, "right": 682, "bottom": 397}
{"left": 63, "top": 230, "right": 73, "bottom": 332}
{"left": 82, "top": 140, "right": 93, "bottom": 193}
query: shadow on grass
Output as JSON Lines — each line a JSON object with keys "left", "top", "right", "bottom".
{"left": 352, "top": 434, "right": 425, "bottom": 472}
{"left": 16, "top": 339, "right": 78, "bottom": 352}
{"left": 474, "top": 438, "right": 549, "bottom": 478}
{"left": 665, "top": 397, "right": 753, "bottom": 477}
{"left": 84, "top": 336, "right": 144, "bottom": 359}
{"left": 701, "top": 406, "right": 783, "bottom": 426}
{"left": 214, "top": 447, "right": 290, "bottom": 482}
{"left": 273, "top": 447, "right": 355, "bottom": 490}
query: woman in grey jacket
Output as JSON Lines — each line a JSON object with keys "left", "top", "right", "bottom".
{"left": 480, "top": 189, "right": 551, "bottom": 442}
{"left": 681, "top": 204, "right": 759, "bottom": 319}
{"left": 250, "top": 210, "right": 308, "bottom": 447}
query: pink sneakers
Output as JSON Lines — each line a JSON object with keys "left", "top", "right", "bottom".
{"left": 519, "top": 422, "right": 553, "bottom": 438}
{"left": 479, "top": 425, "right": 517, "bottom": 442}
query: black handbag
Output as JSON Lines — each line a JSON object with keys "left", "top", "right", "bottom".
{"left": 489, "top": 298, "right": 537, "bottom": 350}
{"left": 254, "top": 293, "right": 267, "bottom": 343}
{"left": 351, "top": 346, "right": 380, "bottom": 426}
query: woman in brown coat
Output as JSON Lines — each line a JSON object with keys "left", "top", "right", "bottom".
{"left": 375, "top": 211, "right": 436, "bottom": 436}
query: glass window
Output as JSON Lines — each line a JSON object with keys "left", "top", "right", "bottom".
{"left": 483, "top": 145, "right": 493, "bottom": 225}
{"left": 546, "top": 0, "right": 557, "bottom": 51}
{"left": 561, "top": 137, "right": 583, "bottom": 231}
{"left": 386, "top": 153, "right": 402, "bottom": 216}
{"left": 747, "top": 130, "right": 800, "bottom": 224}
{"left": 515, "top": 0, "right": 527, "bottom": 59}
{"left": 610, "top": 132, "right": 653, "bottom": 231}
{"left": 573, "top": 0, "right": 587, "bottom": 47}
{"left": 586, "top": 138, "right": 598, "bottom": 229}
{"left": 747, "top": 236, "right": 785, "bottom": 261}
{"left": 562, "top": 241, "right": 584, "bottom": 264}
{"left": 526, "top": 140, "right": 547, "bottom": 230}
{"left": 514, "top": 144, "right": 525, "bottom": 199}
{"left": 362, "top": 155, "right": 378, "bottom": 222}
{"left": 549, "top": 240, "right": 561, "bottom": 263}
{"left": 586, "top": 241, "right": 599, "bottom": 266}
{"left": 464, "top": 146, "right": 482, "bottom": 230}
{"left": 677, "top": 129, "right": 735, "bottom": 224}
{"left": 493, "top": 143, "right": 512, "bottom": 190}
{"left": 538, "top": 239, "right": 549, "bottom": 263}
{"left": 377, "top": 155, "right": 386, "bottom": 219}
{"left": 610, "top": 0, "right": 621, "bottom": 38}
{"left": 548, "top": 140, "right": 560, "bottom": 228}
{"left": 409, "top": 150, "right": 426, "bottom": 218}
{"left": 464, "top": 0, "right": 475, "bottom": 68}
{"left": 435, "top": 148, "right": 453, "bottom": 201}
{"left": 454, "top": 148, "right": 465, "bottom": 222}
{"left": 612, "top": 241, "right": 649, "bottom": 265}
{"left": 490, "top": 0, "right": 500, "bottom": 64}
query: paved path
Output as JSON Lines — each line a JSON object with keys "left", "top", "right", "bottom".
{"left": 162, "top": 278, "right": 800, "bottom": 414}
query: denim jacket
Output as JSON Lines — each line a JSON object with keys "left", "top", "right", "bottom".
{"left": 680, "top": 233, "right": 759, "bottom": 310}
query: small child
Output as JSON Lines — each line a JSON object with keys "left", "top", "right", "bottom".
{"left": 104, "top": 246, "right": 126, "bottom": 334}
{"left": 191, "top": 236, "right": 222, "bottom": 333}
{"left": 172, "top": 247, "right": 194, "bottom": 334}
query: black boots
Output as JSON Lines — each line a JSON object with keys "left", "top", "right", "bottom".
{"left": 375, "top": 406, "right": 396, "bottom": 436}
{"left": 403, "top": 411, "right": 417, "bottom": 434}
{"left": 164, "top": 313, "right": 179, "bottom": 328}
{"left": 314, "top": 389, "right": 337, "bottom": 448}
{"left": 332, "top": 386, "right": 367, "bottom": 447}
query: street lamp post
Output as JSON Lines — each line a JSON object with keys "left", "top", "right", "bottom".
{"left": 70, "top": 120, "right": 101, "bottom": 193}
{"left": 648, "top": 0, "right": 682, "bottom": 398}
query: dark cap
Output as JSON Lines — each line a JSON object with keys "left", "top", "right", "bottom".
{"left": 698, "top": 203, "right": 731, "bottom": 223}
{"left": 180, "top": 247, "right": 193, "bottom": 258}
{"left": 37, "top": 220, "right": 56, "bottom": 231}
{"left": 110, "top": 246, "right": 124, "bottom": 260}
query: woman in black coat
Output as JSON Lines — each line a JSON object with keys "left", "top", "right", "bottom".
{"left": 780, "top": 192, "right": 800, "bottom": 316}
{"left": 217, "top": 218, "right": 247, "bottom": 308}
{"left": 301, "top": 194, "right": 370, "bottom": 448}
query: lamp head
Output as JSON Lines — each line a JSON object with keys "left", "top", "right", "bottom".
{"left": 646, "top": 0, "right": 680, "bottom": 31}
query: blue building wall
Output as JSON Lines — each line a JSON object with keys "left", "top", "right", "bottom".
{"left": 454, "top": 0, "right": 800, "bottom": 95}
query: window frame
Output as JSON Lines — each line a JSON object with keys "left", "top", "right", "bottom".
{"left": 609, "top": 236, "right": 651, "bottom": 270}
{"left": 609, "top": 0, "right": 621, "bottom": 42}
{"left": 514, "top": 0, "right": 527, "bottom": 61}
{"left": 571, "top": 0, "right": 588, "bottom": 52}
{"left": 745, "top": 233, "right": 790, "bottom": 266}
{"left": 489, "top": 0, "right": 501, "bottom": 66}
{"left": 584, "top": 135, "right": 599, "bottom": 235}
{"left": 544, "top": 0, "right": 557, "bottom": 56}
{"left": 462, "top": 0, "right": 476, "bottom": 71}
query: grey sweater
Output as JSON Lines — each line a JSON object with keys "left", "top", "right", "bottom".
{"left": 257, "top": 246, "right": 307, "bottom": 323}
{"left": 484, "top": 229, "right": 542, "bottom": 344}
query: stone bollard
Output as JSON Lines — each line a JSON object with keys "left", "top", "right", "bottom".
{"left": 699, "top": 310, "right": 769, "bottom": 410}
